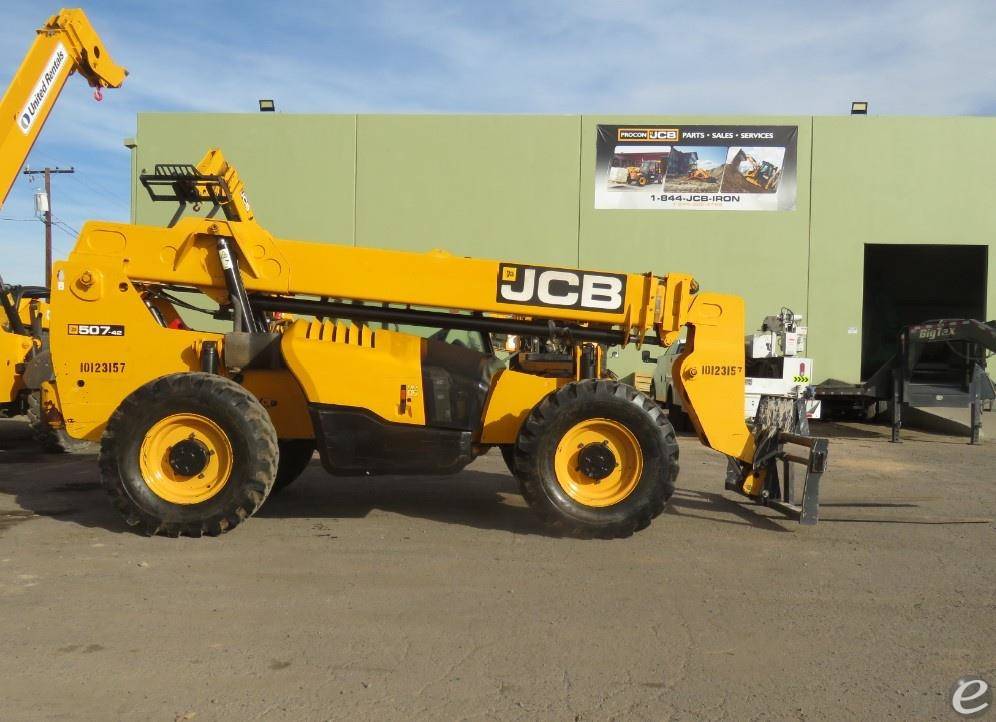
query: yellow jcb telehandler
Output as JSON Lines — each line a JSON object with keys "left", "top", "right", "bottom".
{"left": 18, "top": 149, "right": 828, "bottom": 538}
{"left": 627, "top": 159, "right": 663, "bottom": 186}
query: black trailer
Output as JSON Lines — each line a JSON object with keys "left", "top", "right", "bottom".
{"left": 815, "top": 319, "right": 996, "bottom": 444}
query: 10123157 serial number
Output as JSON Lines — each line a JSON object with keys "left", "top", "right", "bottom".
{"left": 79, "top": 361, "right": 127, "bottom": 374}
{"left": 701, "top": 364, "right": 744, "bottom": 376}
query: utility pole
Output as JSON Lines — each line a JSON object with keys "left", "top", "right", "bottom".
{"left": 23, "top": 166, "right": 74, "bottom": 287}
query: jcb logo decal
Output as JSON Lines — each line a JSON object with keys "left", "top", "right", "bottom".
{"left": 497, "top": 264, "right": 626, "bottom": 312}
{"left": 617, "top": 128, "right": 680, "bottom": 142}
{"left": 68, "top": 324, "right": 125, "bottom": 337}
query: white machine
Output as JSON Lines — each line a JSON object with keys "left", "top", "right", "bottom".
{"left": 744, "top": 308, "right": 820, "bottom": 420}
{"left": 646, "top": 307, "right": 820, "bottom": 426}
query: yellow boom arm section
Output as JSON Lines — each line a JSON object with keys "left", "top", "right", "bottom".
{"left": 0, "top": 8, "right": 127, "bottom": 208}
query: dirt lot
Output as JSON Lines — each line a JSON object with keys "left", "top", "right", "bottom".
{"left": 0, "top": 417, "right": 993, "bottom": 720}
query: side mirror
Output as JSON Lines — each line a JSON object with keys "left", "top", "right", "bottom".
{"left": 641, "top": 350, "right": 659, "bottom": 364}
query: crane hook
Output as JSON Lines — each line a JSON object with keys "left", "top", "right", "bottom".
{"left": 93, "top": 86, "right": 103, "bottom": 102}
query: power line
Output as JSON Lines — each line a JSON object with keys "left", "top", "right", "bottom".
{"left": 52, "top": 223, "right": 79, "bottom": 241}
{"left": 64, "top": 170, "right": 129, "bottom": 211}
{"left": 51, "top": 215, "right": 79, "bottom": 235}
{"left": 31, "top": 149, "right": 129, "bottom": 211}
{"left": 51, "top": 226, "right": 80, "bottom": 254}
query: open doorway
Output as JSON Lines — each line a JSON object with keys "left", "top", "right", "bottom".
{"left": 861, "top": 244, "right": 987, "bottom": 380}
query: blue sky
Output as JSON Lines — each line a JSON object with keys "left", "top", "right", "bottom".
{"left": 1, "top": 0, "right": 994, "bottom": 284}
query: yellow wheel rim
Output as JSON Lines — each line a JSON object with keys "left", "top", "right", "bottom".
{"left": 139, "top": 413, "right": 233, "bottom": 505}
{"left": 554, "top": 418, "right": 643, "bottom": 507}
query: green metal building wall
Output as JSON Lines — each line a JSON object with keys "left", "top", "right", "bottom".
{"left": 131, "top": 113, "right": 996, "bottom": 384}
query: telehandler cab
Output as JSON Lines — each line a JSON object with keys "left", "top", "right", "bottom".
{"left": 19, "top": 148, "right": 828, "bottom": 538}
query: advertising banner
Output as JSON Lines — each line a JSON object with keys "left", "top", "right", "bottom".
{"left": 594, "top": 124, "right": 798, "bottom": 211}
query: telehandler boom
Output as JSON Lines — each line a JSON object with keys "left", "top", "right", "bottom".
{"left": 0, "top": 8, "right": 127, "bottom": 209}
{"left": 0, "top": 8, "right": 125, "bottom": 447}
{"left": 23, "top": 149, "right": 828, "bottom": 537}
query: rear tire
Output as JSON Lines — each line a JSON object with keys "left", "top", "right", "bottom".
{"left": 100, "top": 373, "right": 278, "bottom": 537}
{"left": 272, "top": 439, "right": 316, "bottom": 492}
{"left": 514, "top": 379, "right": 678, "bottom": 539}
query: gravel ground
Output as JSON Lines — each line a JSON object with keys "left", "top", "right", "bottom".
{"left": 0, "top": 417, "right": 993, "bottom": 721}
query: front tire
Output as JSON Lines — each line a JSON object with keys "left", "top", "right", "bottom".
{"left": 100, "top": 373, "right": 278, "bottom": 537}
{"left": 514, "top": 379, "right": 678, "bottom": 539}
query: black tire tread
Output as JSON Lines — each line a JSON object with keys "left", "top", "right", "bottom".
{"left": 272, "top": 439, "right": 317, "bottom": 492}
{"left": 100, "top": 373, "right": 278, "bottom": 537}
{"left": 513, "top": 379, "right": 678, "bottom": 539}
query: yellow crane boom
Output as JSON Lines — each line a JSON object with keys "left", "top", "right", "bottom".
{"left": 0, "top": 8, "right": 127, "bottom": 208}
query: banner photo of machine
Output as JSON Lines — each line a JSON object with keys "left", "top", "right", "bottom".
{"left": 594, "top": 124, "right": 798, "bottom": 211}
